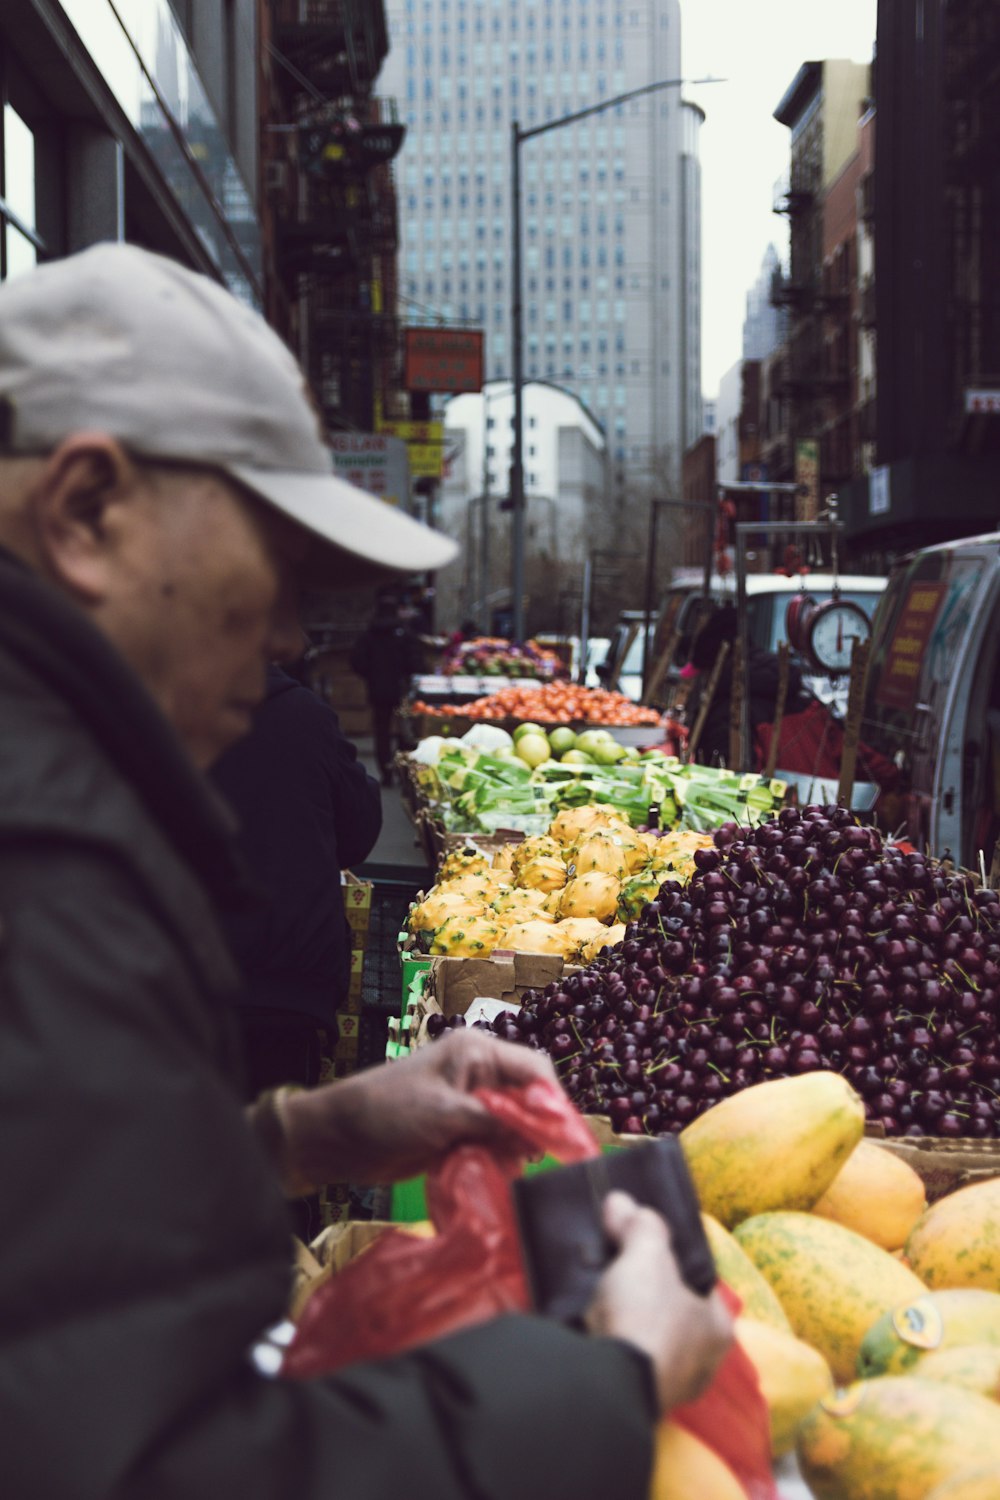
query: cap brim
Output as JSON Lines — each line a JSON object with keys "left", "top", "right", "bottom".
{"left": 228, "top": 464, "right": 458, "bottom": 585}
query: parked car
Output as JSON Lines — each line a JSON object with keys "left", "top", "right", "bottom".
{"left": 861, "top": 532, "right": 1000, "bottom": 871}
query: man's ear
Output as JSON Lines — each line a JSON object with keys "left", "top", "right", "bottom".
{"left": 29, "top": 434, "right": 143, "bottom": 603}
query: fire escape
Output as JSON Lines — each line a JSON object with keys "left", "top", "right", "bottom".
{"left": 265, "top": 1, "right": 403, "bottom": 434}
{"left": 772, "top": 157, "right": 852, "bottom": 487}
{"left": 944, "top": 0, "right": 1000, "bottom": 455}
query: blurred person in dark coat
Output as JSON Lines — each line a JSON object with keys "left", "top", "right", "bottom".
{"left": 350, "top": 592, "right": 422, "bottom": 784}
{"left": 212, "top": 662, "right": 382, "bottom": 1098}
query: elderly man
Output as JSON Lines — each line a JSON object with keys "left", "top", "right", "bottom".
{"left": 0, "top": 244, "right": 730, "bottom": 1500}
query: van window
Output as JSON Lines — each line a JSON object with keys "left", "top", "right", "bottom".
{"left": 761, "top": 589, "right": 884, "bottom": 654}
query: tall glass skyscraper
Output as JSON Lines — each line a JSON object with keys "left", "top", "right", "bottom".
{"left": 381, "top": 0, "right": 702, "bottom": 499}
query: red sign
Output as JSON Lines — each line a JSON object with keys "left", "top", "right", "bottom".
{"left": 876, "top": 580, "right": 946, "bottom": 711}
{"left": 404, "top": 326, "right": 484, "bottom": 393}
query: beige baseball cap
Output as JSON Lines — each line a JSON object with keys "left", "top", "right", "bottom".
{"left": 0, "top": 241, "right": 457, "bottom": 581}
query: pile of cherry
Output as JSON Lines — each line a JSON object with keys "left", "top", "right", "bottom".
{"left": 428, "top": 805, "right": 1000, "bottom": 1138}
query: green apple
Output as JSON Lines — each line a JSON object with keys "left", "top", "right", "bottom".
{"left": 560, "top": 749, "right": 594, "bottom": 765}
{"left": 548, "top": 727, "right": 577, "bottom": 755}
{"left": 618, "top": 745, "right": 641, "bottom": 761}
{"left": 515, "top": 733, "right": 551, "bottom": 768}
{"left": 592, "top": 740, "right": 627, "bottom": 766}
{"left": 513, "top": 721, "right": 547, "bottom": 743}
{"left": 574, "top": 728, "right": 616, "bottom": 756}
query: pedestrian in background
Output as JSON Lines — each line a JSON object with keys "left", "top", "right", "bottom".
{"left": 350, "top": 591, "right": 421, "bottom": 784}
{"left": 212, "top": 662, "right": 382, "bottom": 1099}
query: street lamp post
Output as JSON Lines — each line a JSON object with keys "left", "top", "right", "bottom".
{"left": 509, "top": 75, "right": 724, "bottom": 641}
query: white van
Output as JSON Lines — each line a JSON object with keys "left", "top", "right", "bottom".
{"left": 631, "top": 572, "right": 887, "bottom": 709}
{"left": 861, "top": 533, "right": 1000, "bottom": 870}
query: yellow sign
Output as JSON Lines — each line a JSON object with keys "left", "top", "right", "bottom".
{"left": 376, "top": 417, "right": 445, "bottom": 478}
{"left": 795, "top": 438, "right": 820, "bottom": 521}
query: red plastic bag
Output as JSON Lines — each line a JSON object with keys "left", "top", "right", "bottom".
{"left": 282, "top": 1082, "right": 775, "bottom": 1499}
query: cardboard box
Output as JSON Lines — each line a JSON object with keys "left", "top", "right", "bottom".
{"left": 343, "top": 871, "right": 372, "bottom": 936}
{"left": 289, "top": 1236, "right": 327, "bottom": 1318}
{"left": 309, "top": 1219, "right": 402, "bottom": 1273}
{"left": 397, "top": 952, "right": 581, "bottom": 1052}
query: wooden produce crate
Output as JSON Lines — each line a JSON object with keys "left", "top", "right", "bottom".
{"left": 864, "top": 1127, "right": 1000, "bottom": 1202}
{"left": 310, "top": 645, "right": 372, "bottom": 738}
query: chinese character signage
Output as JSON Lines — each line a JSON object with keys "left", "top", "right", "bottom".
{"left": 795, "top": 438, "right": 820, "bottom": 522}
{"left": 403, "top": 327, "right": 484, "bottom": 393}
{"left": 876, "top": 581, "right": 947, "bottom": 711}
{"left": 330, "top": 433, "right": 410, "bottom": 507}
{"left": 375, "top": 417, "right": 445, "bottom": 478}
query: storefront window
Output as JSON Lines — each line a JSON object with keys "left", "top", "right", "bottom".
{"left": 1, "top": 100, "right": 43, "bottom": 281}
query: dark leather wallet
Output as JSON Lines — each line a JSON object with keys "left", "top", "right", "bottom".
{"left": 512, "top": 1138, "right": 717, "bottom": 1324}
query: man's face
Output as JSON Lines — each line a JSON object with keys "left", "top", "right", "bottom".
{"left": 102, "top": 462, "right": 306, "bottom": 768}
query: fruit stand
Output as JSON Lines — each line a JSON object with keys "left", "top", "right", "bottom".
{"left": 294, "top": 625, "right": 1000, "bottom": 1497}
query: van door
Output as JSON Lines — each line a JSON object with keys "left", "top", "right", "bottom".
{"left": 863, "top": 541, "right": 999, "bottom": 860}
{"left": 923, "top": 549, "right": 999, "bottom": 860}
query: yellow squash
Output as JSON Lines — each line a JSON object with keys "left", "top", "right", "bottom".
{"left": 701, "top": 1214, "right": 792, "bottom": 1333}
{"left": 926, "top": 1467, "right": 1000, "bottom": 1499}
{"left": 905, "top": 1178, "right": 1000, "bottom": 1292}
{"left": 649, "top": 1423, "right": 744, "bottom": 1500}
{"left": 858, "top": 1289, "right": 1000, "bottom": 1378}
{"left": 915, "top": 1344, "right": 1000, "bottom": 1401}
{"left": 736, "top": 1316, "right": 833, "bottom": 1457}
{"left": 734, "top": 1210, "right": 925, "bottom": 1383}
{"left": 680, "top": 1072, "right": 865, "bottom": 1228}
{"left": 797, "top": 1377, "right": 1000, "bottom": 1500}
{"left": 811, "top": 1139, "right": 927, "bottom": 1251}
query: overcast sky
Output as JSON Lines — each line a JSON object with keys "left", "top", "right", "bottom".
{"left": 681, "top": 0, "right": 877, "bottom": 401}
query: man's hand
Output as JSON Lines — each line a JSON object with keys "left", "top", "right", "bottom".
{"left": 585, "top": 1191, "right": 733, "bottom": 1413}
{"left": 279, "top": 1031, "right": 559, "bottom": 1188}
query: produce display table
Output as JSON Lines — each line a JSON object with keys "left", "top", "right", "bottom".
{"left": 411, "top": 673, "right": 550, "bottom": 700}
{"left": 398, "top": 708, "right": 663, "bottom": 751}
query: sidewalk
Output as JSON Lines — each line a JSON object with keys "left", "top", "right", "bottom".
{"left": 353, "top": 735, "right": 431, "bottom": 875}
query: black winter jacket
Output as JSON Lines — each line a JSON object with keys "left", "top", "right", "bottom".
{"left": 0, "top": 551, "right": 655, "bottom": 1500}
{"left": 212, "top": 665, "right": 382, "bottom": 1024}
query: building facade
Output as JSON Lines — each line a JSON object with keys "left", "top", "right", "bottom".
{"left": 380, "top": 0, "right": 700, "bottom": 502}
{"left": 0, "top": 0, "right": 262, "bottom": 298}
{"left": 841, "top": 0, "right": 1000, "bottom": 562}
{"left": 743, "top": 243, "right": 786, "bottom": 362}
{"left": 771, "top": 58, "right": 870, "bottom": 516}
{"left": 261, "top": 3, "right": 405, "bottom": 438}
{"left": 440, "top": 379, "right": 607, "bottom": 633}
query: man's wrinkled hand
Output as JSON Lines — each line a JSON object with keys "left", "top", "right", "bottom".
{"left": 585, "top": 1191, "right": 734, "bottom": 1413}
{"left": 279, "top": 1030, "right": 559, "bottom": 1188}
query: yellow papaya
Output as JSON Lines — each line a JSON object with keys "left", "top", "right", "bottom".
{"left": 915, "top": 1344, "right": 1000, "bottom": 1401}
{"left": 858, "top": 1289, "right": 1000, "bottom": 1378}
{"left": 701, "top": 1214, "right": 792, "bottom": 1332}
{"left": 735, "top": 1316, "right": 833, "bottom": 1457}
{"left": 680, "top": 1072, "right": 865, "bottom": 1228}
{"left": 811, "top": 1139, "right": 927, "bottom": 1251}
{"left": 734, "top": 1210, "right": 925, "bottom": 1383}
{"left": 797, "top": 1377, "right": 1000, "bottom": 1500}
{"left": 905, "top": 1178, "right": 1000, "bottom": 1292}
{"left": 649, "top": 1423, "right": 744, "bottom": 1500}
{"left": 926, "top": 1467, "right": 1000, "bottom": 1499}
